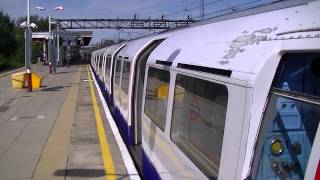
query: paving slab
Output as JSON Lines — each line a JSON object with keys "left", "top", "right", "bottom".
{"left": 65, "top": 67, "right": 133, "bottom": 180}
{"left": 0, "top": 65, "right": 80, "bottom": 180}
{"left": 0, "top": 64, "right": 136, "bottom": 180}
{"left": 0, "top": 164, "right": 36, "bottom": 179}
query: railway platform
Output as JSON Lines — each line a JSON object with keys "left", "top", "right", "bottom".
{"left": 0, "top": 64, "right": 139, "bottom": 180}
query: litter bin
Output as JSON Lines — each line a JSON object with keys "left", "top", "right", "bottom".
{"left": 11, "top": 71, "right": 26, "bottom": 89}
{"left": 31, "top": 72, "right": 42, "bottom": 89}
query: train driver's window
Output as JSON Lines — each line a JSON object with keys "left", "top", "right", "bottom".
{"left": 144, "top": 67, "right": 170, "bottom": 131}
{"left": 170, "top": 74, "right": 228, "bottom": 179}
{"left": 120, "top": 61, "right": 131, "bottom": 110}
{"left": 251, "top": 53, "right": 320, "bottom": 180}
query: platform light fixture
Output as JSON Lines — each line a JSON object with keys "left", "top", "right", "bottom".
{"left": 23, "top": 0, "right": 33, "bottom": 92}
{"left": 35, "top": 5, "right": 64, "bottom": 74}
{"left": 54, "top": 6, "right": 64, "bottom": 11}
{"left": 35, "top": 6, "right": 45, "bottom": 11}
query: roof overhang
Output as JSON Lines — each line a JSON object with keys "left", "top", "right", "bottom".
{"left": 32, "top": 31, "right": 93, "bottom": 46}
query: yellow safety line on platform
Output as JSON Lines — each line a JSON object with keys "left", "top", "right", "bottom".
{"left": 87, "top": 66, "right": 116, "bottom": 180}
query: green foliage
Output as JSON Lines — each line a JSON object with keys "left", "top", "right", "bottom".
{"left": 0, "top": 12, "right": 50, "bottom": 71}
{"left": 0, "top": 11, "right": 23, "bottom": 71}
{"left": 0, "top": 11, "right": 17, "bottom": 56}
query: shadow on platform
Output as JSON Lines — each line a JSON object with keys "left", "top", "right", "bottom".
{"left": 55, "top": 169, "right": 105, "bottom": 177}
{"left": 54, "top": 169, "right": 136, "bottom": 179}
{"left": 40, "top": 86, "right": 64, "bottom": 92}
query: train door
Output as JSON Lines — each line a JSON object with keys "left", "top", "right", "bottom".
{"left": 251, "top": 53, "right": 320, "bottom": 180}
{"left": 131, "top": 39, "right": 165, "bottom": 164}
{"left": 110, "top": 45, "right": 125, "bottom": 107}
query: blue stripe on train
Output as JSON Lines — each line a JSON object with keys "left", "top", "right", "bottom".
{"left": 113, "top": 107, "right": 160, "bottom": 179}
{"left": 113, "top": 107, "right": 134, "bottom": 146}
{"left": 106, "top": 94, "right": 113, "bottom": 107}
{"left": 105, "top": 89, "right": 112, "bottom": 107}
{"left": 90, "top": 67, "right": 158, "bottom": 179}
{"left": 114, "top": 107, "right": 129, "bottom": 144}
{"left": 142, "top": 150, "right": 161, "bottom": 180}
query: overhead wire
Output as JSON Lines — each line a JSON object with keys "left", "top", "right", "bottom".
{"left": 137, "top": 0, "right": 199, "bottom": 18}
{"left": 163, "top": 0, "right": 225, "bottom": 18}
{"left": 194, "top": 0, "right": 266, "bottom": 19}
{"left": 117, "top": 0, "right": 274, "bottom": 40}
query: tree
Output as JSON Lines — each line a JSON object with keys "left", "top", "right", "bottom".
{"left": 0, "top": 12, "right": 58, "bottom": 71}
{"left": 0, "top": 11, "right": 17, "bottom": 56}
{"left": 16, "top": 15, "right": 51, "bottom": 63}
{"left": 0, "top": 11, "right": 23, "bottom": 71}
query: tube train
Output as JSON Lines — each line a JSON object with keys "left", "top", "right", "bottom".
{"left": 90, "top": 1, "right": 320, "bottom": 179}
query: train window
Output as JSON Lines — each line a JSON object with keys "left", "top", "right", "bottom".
{"left": 170, "top": 74, "right": 228, "bottom": 179}
{"left": 105, "top": 56, "right": 111, "bottom": 82}
{"left": 114, "top": 59, "right": 122, "bottom": 103}
{"left": 144, "top": 67, "right": 170, "bottom": 131}
{"left": 120, "top": 61, "right": 131, "bottom": 110}
{"left": 273, "top": 53, "right": 320, "bottom": 96}
{"left": 121, "top": 61, "right": 131, "bottom": 93}
{"left": 99, "top": 54, "right": 104, "bottom": 72}
{"left": 108, "top": 56, "right": 112, "bottom": 71}
{"left": 251, "top": 53, "right": 320, "bottom": 180}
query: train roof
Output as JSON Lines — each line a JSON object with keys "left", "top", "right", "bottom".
{"left": 117, "top": 37, "right": 153, "bottom": 60}
{"left": 117, "top": 34, "right": 171, "bottom": 61}
{"left": 147, "top": 0, "right": 320, "bottom": 82}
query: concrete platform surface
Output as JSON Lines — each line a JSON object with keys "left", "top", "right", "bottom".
{"left": 0, "top": 65, "right": 134, "bottom": 180}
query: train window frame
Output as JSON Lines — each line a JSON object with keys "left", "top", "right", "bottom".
{"left": 113, "top": 58, "right": 123, "bottom": 104}
{"left": 120, "top": 61, "right": 131, "bottom": 111}
{"left": 105, "top": 56, "right": 111, "bottom": 87}
{"left": 169, "top": 72, "right": 229, "bottom": 179}
{"left": 250, "top": 53, "right": 320, "bottom": 180}
{"left": 144, "top": 66, "right": 171, "bottom": 131}
{"left": 251, "top": 89, "right": 320, "bottom": 179}
{"left": 102, "top": 52, "right": 108, "bottom": 80}
{"left": 120, "top": 61, "right": 131, "bottom": 94}
{"left": 99, "top": 52, "right": 104, "bottom": 74}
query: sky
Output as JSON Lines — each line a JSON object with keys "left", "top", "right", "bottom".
{"left": 0, "top": 0, "right": 273, "bottom": 44}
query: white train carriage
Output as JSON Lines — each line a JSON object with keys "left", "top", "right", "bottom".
{"left": 100, "top": 46, "right": 111, "bottom": 82}
{"left": 139, "top": 1, "right": 320, "bottom": 179}
{"left": 93, "top": 49, "right": 101, "bottom": 71}
{"left": 110, "top": 34, "right": 172, "bottom": 145}
{"left": 91, "top": 0, "right": 320, "bottom": 179}
{"left": 90, "top": 49, "right": 98, "bottom": 72}
{"left": 103, "top": 44, "right": 126, "bottom": 104}
{"left": 97, "top": 47, "right": 109, "bottom": 78}
{"left": 91, "top": 48, "right": 104, "bottom": 75}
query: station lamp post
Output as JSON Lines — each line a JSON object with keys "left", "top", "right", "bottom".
{"left": 36, "top": 5, "right": 64, "bottom": 74}
{"left": 200, "top": 0, "right": 204, "bottom": 20}
{"left": 23, "top": 0, "right": 32, "bottom": 92}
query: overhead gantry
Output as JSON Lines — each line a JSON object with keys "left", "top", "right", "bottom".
{"left": 55, "top": 18, "right": 196, "bottom": 30}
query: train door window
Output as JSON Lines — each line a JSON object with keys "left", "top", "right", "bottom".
{"left": 114, "top": 59, "right": 123, "bottom": 103}
{"left": 105, "top": 56, "right": 110, "bottom": 83}
{"left": 120, "top": 61, "right": 131, "bottom": 110}
{"left": 99, "top": 53, "right": 104, "bottom": 74}
{"left": 170, "top": 74, "right": 228, "bottom": 179}
{"left": 251, "top": 53, "right": 320, "bottom": 180}
{"left": 106, "top": 56, "right": 112, "bottom": 80}
{"left": 144, "top": 67, "right": 170, "bottom": 131}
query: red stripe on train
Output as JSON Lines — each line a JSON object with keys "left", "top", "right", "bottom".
{"left": 315, "top": 160, "right": 320, "bottom": 180}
